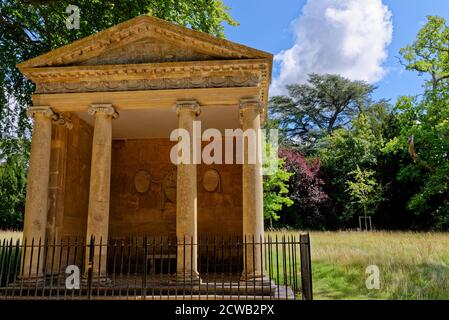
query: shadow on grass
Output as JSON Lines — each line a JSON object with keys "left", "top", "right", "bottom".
{"left": 312, "top": 261, "right": 449, "bottom": 300}
{"left": 388, "top": 263, "right": 449, "bottom": 300}
{"left": 312, "top": 261, "right": 383, "bottom": 300}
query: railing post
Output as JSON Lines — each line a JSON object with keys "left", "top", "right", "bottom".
{"left": 87, "top": 236, "right": 95, "bottom": 300}
{"left": 142, "top": 236, "right": 147, "bottom": 298}
{"left": 300, "top": 233, "right": 313, "bottom": 300}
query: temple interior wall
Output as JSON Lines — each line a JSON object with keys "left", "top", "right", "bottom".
{"left": 48, "top": 130, "right": 243, "bottom": 241}
{"left": 61, "top": 115, "right": 93, "bottom": 240}
{"left": 109, "top": 138, "right": 243, "bottom": 240}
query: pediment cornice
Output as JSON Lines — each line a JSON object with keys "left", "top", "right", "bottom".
{"left": 20, "top": 59, "right": 269, "bottom": 83}
{"left": 17, "top": 15, "right": 273, "bottom": 69}
{"left": 18, "top": 15, "right": 273, "bottom": 119}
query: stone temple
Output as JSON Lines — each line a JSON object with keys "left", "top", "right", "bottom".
{"left": 17, "top": 15, "right": 273, "bottom": 282}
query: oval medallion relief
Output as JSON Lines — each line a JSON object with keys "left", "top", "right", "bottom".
{"left": 134, "top": 170, "right": 151, "bottom": 193}
{"left": 163, "top": 169, "right": 177, "bottom": 203}
{"left": 203, "top": 169, "right": 220, "bottom": 192}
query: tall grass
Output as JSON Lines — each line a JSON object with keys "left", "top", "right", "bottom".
{"left": 0, "top": 231, "right": 23, "bottom": 287}
{"left": 269, "top": 230, "right": 449, "bottom": 300}
{"left": 0, "top": 230, "right": 22, "bottom": 243}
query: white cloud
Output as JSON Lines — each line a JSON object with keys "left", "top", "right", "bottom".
{"left": 271, "top": 0, "right": 393, "bottom": 95}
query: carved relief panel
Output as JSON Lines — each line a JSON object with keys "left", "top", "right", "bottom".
{"left": 131, "top": 166, "right": 177, "bottom": 210}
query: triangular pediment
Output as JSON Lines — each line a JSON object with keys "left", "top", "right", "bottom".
{"left": 18, "top": 15, "right": 272, "bottom": 68}
{"left": 79, "top": 36, "right": 215, "bottom": 66}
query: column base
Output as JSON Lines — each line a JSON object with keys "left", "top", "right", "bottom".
{"left": 240, "top": 272, "right": 271, "bottom": 286}
{"left": 171, "top": 271, "right": 202, "bottom": 286}
{"left": 16, "top": 274, "right": 46, "bottom": 283}
{"left": 81, "top": 275, "right": 113, "bottom": 287}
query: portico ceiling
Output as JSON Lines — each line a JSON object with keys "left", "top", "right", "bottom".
{"left": 75, "top": 104, "right": 241, "bottom": 139}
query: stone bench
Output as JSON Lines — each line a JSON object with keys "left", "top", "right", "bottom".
{"left": 147, "top": 253, "right": 177, "bottom": 273}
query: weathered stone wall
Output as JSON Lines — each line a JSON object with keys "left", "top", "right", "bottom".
{"left": 46, "top": 123, "right": 68, "bottom": 243}
{"left": 109, "top": 138, "right": 243, "bottom": 239}
{"left": 61, "top": 115, "right": 93, "bottom": 239}
{"left": 197, "top": 163, "right": 243, "bottom": 238}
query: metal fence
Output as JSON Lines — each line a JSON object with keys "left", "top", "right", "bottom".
{"left": 0, "top": 233, "right": 312, "bottom": 300}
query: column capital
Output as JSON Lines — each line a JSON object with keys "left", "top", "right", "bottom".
{"left": 239, "top": 97, "right": 262, "bottom": 113}
{"left": 239, "top": 98, "right": 262, "bottom": 126}
{"left": 55, "top": 114, "right": 74, "bottom": 130}
{"left": 88, "top": 104, "right": 119, "bottom": 119}
{"left": 26, "top": 106, "right": 57, "bottom": 120}
{"left": 175, "top": 100, "right": 201, "bottom": 116}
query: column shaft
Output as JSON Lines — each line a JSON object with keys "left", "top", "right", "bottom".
{"left": 23, "top": 107, "right": 55, "bottom": 277}
{"left": 175, "top": 101, "right": 200, "bottom": 281}
{"left": 240, "top": 98, "right": 265, "bottom": 280}
{"left": 86, "top": 104, "right": 118, "bottom": 275}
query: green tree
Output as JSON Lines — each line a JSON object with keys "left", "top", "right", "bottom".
{"left": 385, "top": 15, "right": 449, "bottom": 229}
{"left": 269, "top": 74, "right": 374, "bottom": 153}
{"left": 0, "top": 138, "right": 29, "bottom": 229}
{"left": 263, "top": 155, "right": 293, "bottom": 228}
{"left": 346, "top": 166, "right": 383, "bottom": 223}
{"left": 319, "top": 114, "right": 384, "bottom": 227}
{"left": 399, "top": 15, "right": 449, "bottom": 92}
{"left": 384, "top": 93, "right": 449, "bottom": 229}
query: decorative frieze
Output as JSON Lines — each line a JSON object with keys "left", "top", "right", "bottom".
{"left": 35, "top": 74, "right": 261, "bottom": 94}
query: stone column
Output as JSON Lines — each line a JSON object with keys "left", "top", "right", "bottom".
{"left": 23, "top": 106, "right": 56, "bottom": 277}
{"left": 240, "top": 98, "right": 266, "bottom": 281}
{"left": 175, "top": 100, "right": 201, "bottom": 282}
{"left": 46, "top": 116, "right": 72, "bottom": 270}
{"left": 85, "top": 104, "right": 118, "bottom": 275}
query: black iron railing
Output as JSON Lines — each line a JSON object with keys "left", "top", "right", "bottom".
{"left": 0, "top": 234, "right": 312, "bottom": 300}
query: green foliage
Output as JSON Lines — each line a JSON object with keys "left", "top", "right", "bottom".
{"left": 269, "top": 74, "right": 374, "bottom": 153}
{"left": 399, "top": 15, "right": 449, "bottom": 91}
{"left": 321, "top": 114, "right": 383, "bottom": 169}
{"left": 0, "top": 138, "right": 29, "bottom": 229}
{"left": 384, "top": 93, "right": 449, "bottom": 228}
{"left": 346, "top": 167, "right": 383, "bottom": 218}
{"left": 273, "top": 15, "right": 449, "bottom": 231}
{"left": 319, "top": 113, "right": 385, "bottom": 225}
{"left": 263, "top": 157, "right": 294, "bottom": 223}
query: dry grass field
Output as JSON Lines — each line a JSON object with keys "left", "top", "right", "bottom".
{"left": 0, "top": 230, "right": 22, "bottom": 244}
{"left": 1, "top": 230, "right": 448, "bottom": 299}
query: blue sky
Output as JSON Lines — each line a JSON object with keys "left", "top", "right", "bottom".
{"left": 223, "top": 0, "right": 449, "bottom": 103}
